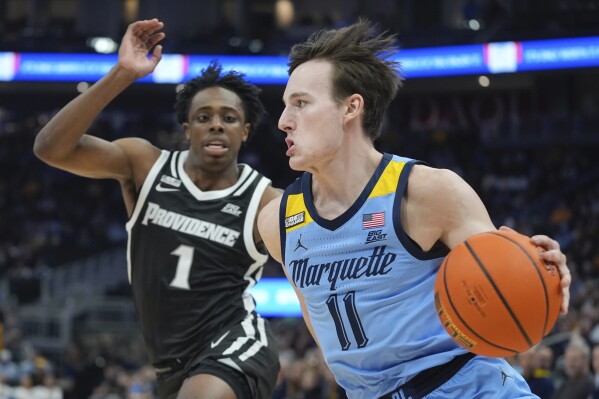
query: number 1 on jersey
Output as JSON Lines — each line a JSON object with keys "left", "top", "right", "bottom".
{"left": 170, "top": 244, "right": 194, "bottom": 289}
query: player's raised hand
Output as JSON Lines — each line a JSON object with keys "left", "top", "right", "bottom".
{"left": 118, "top": 19, "right": 165, "bottom": 79}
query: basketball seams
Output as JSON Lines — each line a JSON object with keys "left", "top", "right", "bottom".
{"left": 441, "top": 254, "right": 518, "bottom": 355}
{"left": 489, "top": 231, "right": 551, "bottom": 336}
{"left": 464, "top": 241, "right": 534, "bottom": 348}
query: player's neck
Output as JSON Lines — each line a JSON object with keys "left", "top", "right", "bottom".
{"left": 310, "top": 146, "right": 382, "bottom": 219}
{"left": 183, "top": 160, "right": 241, "bottom": 191}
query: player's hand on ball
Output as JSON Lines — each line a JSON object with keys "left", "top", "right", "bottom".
{"left": 499, "top": 226, "right": 571, "bottom": 315}
{"left": 531, "top": 234, "right": 570, "bottom": 315}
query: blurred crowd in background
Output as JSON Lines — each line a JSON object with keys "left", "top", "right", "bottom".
{"left": 0, "top": 91, "right": 597, "bottom": 398}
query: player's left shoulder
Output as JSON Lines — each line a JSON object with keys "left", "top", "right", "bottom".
{"left": 407, "top": 166, "right": 483, "bottom": 226}
{"left": 408, "top": 165, "right": 467, "bottom": 200}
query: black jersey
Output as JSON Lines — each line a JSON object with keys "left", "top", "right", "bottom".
{"left": 126, "top": 150, "right": 272, "bottom": 364}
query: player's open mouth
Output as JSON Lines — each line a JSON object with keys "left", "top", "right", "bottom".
{"left": 285, "top": 138, "right": 295, "bottom": 156}
{"left": 204, "top": 140, "right": 228, "bottom": 155}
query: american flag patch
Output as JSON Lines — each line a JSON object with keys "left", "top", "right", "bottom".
{"left": 362, "top": 212, "right": 385, "bottom": 229}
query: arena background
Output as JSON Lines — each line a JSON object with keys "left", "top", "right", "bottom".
{"left": 0, "top": 0, "right": 598, "bottom": 397}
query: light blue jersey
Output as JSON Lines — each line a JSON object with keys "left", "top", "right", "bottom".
{"left": 279, "top": 153, "right": 537, "bottom": 398}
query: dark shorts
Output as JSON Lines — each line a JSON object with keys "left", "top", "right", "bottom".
{"left": 154, "top": 313, "right": 280, "bottom": 399}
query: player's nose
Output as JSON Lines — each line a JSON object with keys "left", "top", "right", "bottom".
{"left": 278, "top": 107, "right": 294, "bottom": 134}
{"left": 209, "top": 116, "right": 225, "bottom": 132}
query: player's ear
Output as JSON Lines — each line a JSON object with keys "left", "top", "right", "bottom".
{"left": 344, "top": 94, "right": 363, "bottom": 124}
{"left": 183, "top": 122, "right": 191, "bottom": 140}
{"left": 242, "top": 123, "right": 250, "bottom": 143}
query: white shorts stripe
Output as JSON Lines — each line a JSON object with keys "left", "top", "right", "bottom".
{"left": 257, "top": 317, "right": 267, "bottom": 346}
{"left": 239, "top": 340, "right": 263, "bottom": 361}
{"left": 241, "top": 312, "right": 256, "bottom": 336}
{"left": 222, "top": 337, "right": 250, "bottom": 356}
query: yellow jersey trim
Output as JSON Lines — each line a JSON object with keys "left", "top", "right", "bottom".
{"left": 368, "top": 160, "right": 406, "bottom": 199}
{"left": 285, "top": 193, "right": 314, "bottom": 232}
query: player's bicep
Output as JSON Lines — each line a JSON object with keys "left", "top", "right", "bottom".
{"left": 433, "top": 169, "right": 496, "bottom": 248}
{"left": 257, "top": 196, "right": 283, "bottom": 263}
{"left": 42, "top": 136, "right": 150, "bottom": 181}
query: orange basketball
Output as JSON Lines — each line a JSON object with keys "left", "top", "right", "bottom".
{"left": 434, "top": 229, "right": 562, "bottom": 358}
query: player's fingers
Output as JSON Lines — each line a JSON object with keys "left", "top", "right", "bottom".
{"left": 129, "top": 20, "right": 153, "bottom": 37}
{"left": 146, "top": 32, "right": 166, "bottom": 49}
{"left": 142, "top": 21, "right": 164, "bottom": 43}
{"left": 126, "top": 20, "right": 145, "bottom": 33}
{"left": 540, "top": 248, "right": 567, "bottom": 266}
{"left": 560, "top": 283, "right": 570, "bottom": 315}
{"left": 132, "top": 19, "right": 162, "bottom": 42}
{"left": 150, "top": 45, "right": 163, "bottom": 66}
{"left": 531, "top": 234, "right": 560, "bottom": 251}
{"left": 498, "top": 225, "right": 515, "bottom": 233}
{"left": 540, "top": 248, "right": 570, "bottom": 315}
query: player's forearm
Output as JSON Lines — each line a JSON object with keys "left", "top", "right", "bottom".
{"left": 33, "top": 65, "right": 137, "bottom": 162}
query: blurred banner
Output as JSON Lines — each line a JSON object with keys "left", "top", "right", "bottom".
{"left": 249, "top": 278, "right": 302, "bottom": 317}
{"left": 1, "top": 36, "right": 598, "bottom": 83}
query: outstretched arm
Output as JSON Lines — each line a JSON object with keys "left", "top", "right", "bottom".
{"left": 33, "top": 19, "right": 166, "bottom": 182}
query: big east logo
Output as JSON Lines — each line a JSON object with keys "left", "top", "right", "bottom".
{"left": 366, "top": 229, "right": 387, "bottom": 244}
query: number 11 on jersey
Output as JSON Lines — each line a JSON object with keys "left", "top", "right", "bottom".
{"left": 327, "top": 291, "right": 369, "bottom": 350}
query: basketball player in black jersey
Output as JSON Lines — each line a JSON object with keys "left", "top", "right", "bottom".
{"left": 33, "top": 19, "right": 280, "bottom": 399}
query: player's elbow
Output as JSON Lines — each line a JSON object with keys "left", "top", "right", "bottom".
{"left": 33, "top": 128, "right": 52, "bottom": 160}
{"left": 33, "top": 128, "right": 65, "bottom": 164}
{"left": 33, "top": 135, "right": 50, "bottom": 162}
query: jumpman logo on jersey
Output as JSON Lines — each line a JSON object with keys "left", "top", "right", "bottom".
{"left": 500, "top": 368, "right": 513, "bottom": 386}
{"left": 294, "top": 234, "right": 308, "bottom": 251}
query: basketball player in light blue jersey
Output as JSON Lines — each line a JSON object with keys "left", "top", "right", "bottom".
{"left": 258, "top": 19, "right": 572, "bottom": 399}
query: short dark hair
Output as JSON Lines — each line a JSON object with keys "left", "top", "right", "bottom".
{"left": 287, "top": 19, "right": 403, "bottom": 141}
{"left": 173, "top": 61, "right": 266, "bottom": 140}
